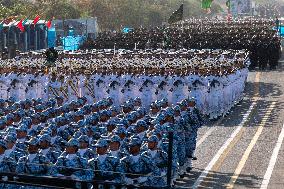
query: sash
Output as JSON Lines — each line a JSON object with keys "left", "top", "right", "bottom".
{"left": 68, "top": 80, "right": 79, "bottom": 97}
{"left": 84, "top": 82, "right": 96, "bottom": 99}
{"left": 48, "top": 86, "right": 60, "bottom": 97}
{"left": 59, "top": 86, "right": 69, "bottom": 99}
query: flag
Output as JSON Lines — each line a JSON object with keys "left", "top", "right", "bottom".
{"left": 201, "top": 0, "right": 213, "bottom": 10}
{"left": 46, "top": 20, "right": 52, "bottom": 29}
{"left": 168, "top": 4, "right": 183, "bottom": 24}
{"left": 226, "top": 0, "right": 231, "bottom": 8}
{"left": 22, "top": 18, "right": 28, "bottom": 25}
{"left": 16, "top": 19, "right": 25, "bottom": 32}
{"left": 32, "top": 15, "right": 40, "bottom": 25}
{"left": 3, "top": 16, "right": 16, "bottom": 25}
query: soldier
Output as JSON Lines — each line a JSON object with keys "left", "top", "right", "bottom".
{"left": 50, "top": 138, "right": 92, "bottom": 181}
{"left": 142, "top": 135, "right": 168, "bottom": 183}
{"left": 47, "top": 72, "right": 61, "bottom": 99}
{"left": 0, "top": 139, "right": 17, "bottom": 173}
{"left": 4, "top": 134, "right": 26, "bottom": 162}
{"left": 16, "top": 137, "right": 51, "bottom": 176}
{"left": 187, "top": 98, "right": 204, "bottom": 161}
{"left": 108, "top": 135, "right": 127, "bottom": 159}
{"left": 38, "top": 134, "right": 61, "bottom": 164}
{"left": 120, "top": 137, "right": 161, "bottom": 186}
{"left": 78, "top": 135, "right": 96, "bottom": 159}
{"left": 88, "top": 138, "right": 123, "bottom": 183}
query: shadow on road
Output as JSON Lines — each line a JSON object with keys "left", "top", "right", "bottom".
{"left": 175, "top": 168, "right": 262, "bottom": 189}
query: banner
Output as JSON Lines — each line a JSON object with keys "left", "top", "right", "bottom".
{"left": 48, "top": 27, "right": 56, "bottom": 48}
{"left": 230, "top": 0, "right": 252, "bottom": 16}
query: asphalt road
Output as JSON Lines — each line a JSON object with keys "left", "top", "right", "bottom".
{"left": 175, "top": 62, "right": 284, "bottom": 189}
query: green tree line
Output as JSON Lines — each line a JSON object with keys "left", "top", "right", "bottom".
{"left": 0, "top": 0, "right": 281, "bottom": 31}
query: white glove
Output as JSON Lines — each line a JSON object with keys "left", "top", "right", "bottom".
{"left": 55, "top": 174, "right": 65, "bottom": 177}
{"left": 125, "top": 177, "right": 134, "bottom": 185}
{"left": 71, "top": 174, "right": 79, "bottom": 180}
{"left": 2, "top": 176, "right": 8, "bottom": 181}
{"left": 161, "top": 171, "right": 167, "bottom": 176}
{"left": 137, "top": 176, "right": 148, "bottom": 183}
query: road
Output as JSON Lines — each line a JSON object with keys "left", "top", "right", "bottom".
{"left": 175, "top": 62, "right": 284, "bottom": 189}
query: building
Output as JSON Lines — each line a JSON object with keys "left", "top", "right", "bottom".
{"left": 0, "top": 20, "right": 48, "bottom": 53}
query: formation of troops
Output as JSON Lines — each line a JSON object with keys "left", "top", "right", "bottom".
{"left": 0, "top": 49, "right": 249, "bottom": 119}
{"left": 82, "top": 19, "right": 281, "bottom": 70}
{"left": 0, "top": 46, "right": 250, "bottom": 188}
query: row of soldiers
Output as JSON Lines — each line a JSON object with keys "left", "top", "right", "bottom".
{"left": 0, "top": 49, "right": 249, "bottom": 120}
{"left": 83, "top": 19, "right": 280, "bottom": 69}
{"left": 0, "top": 94, "right": 203, "bottom": 188}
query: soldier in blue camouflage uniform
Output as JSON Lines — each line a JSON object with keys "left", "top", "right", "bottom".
{"left": 173, "top": 105, "right": 187, "bottom": 176}
{"left": 50, "top": 138, "right": 93, "bottom": 186}
{"left": 141, "top": 135, "right": 167, "bottom": 185}
{"left": 120, "top": 137, "right": 162, "bottom": 186}
{"left": 0, "top": 140, "right": 17, "bottom": 187}
{"left": 16, "top": 137, "right": 50, "bottom": 175}
{"left": 108, "top": 135, "right": 127, "bottom": 159}
{"left": 38, "top": 134, "right": 61, "bottom": 164}
{"left": 78, "top": 135, "right": 96, "bottom": 159}
{"left": 4, "top": 134, "right": 26, "bottom": 162}
{"left": 187, "top": 98, "right": 204, "bottom": 161}
{"left": 88, "top": 138, "right": 123, "bottom": 183}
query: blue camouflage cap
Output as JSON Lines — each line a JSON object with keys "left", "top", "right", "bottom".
{"left": 16, "top": 124, "right": 28, "bottom": 132}
{"left": 5, "top": 126, "right": 16, "bottom": 134}
{"left": 122, "top": 102, "right": 134, "bottom": 109}
{"left": 165, "top": 107, "right": 175, "bottom": 117}
{"left": 66, "top": 138, "right": 79, "bottom": 147}
{"left": 26, "top": 137, "right": 39, "bottom": 146}
{"left": 35, "top": 98, "right": 43, "bottom": 104}
{"left": 147, "top": 135, "right": 159, "bottom": 143}
{"left": 173, "top": 105, "right": 181, "bottom": 112}
{"left": 100, "top": 110, "right": 112, "bottom": 117}
{"left": 15, "top": 142, "right": 27, "bottom": 150}
{"left": 77, "top": 97, "right": 87, "bottom": 106}
{"left": 136, "top": 120, "right": 148, "bottom": 128}
{"left": 114, "top": 124, "right": 127, "bottom": 134}
{"left": 35, "top": 104, "right": 46, "bottom": 111}
{"left": 16, "top": 109, "right": 26, "bottom": 118}
{"left": 110, "top": 106, "right": 120, "bottom": 114}
{"left": 188, "top": 97, "right": 196, "bottom": 102}
{"left": 94, "top": 138, "right": 109, "bottom": 147}
{"left": 6, "top": 113, "right": 14, "bottom": 120}
{"left": 25, "top": 99, "right": 33, "bottom": 105}
{"left": 128, "top": 136, "right": 141, "bottom": 146}
{"left": 107, "top": 119, "right": 118, "bottom": 126}
{"left": 4, "top": 134, "right": 17, "bottom": 143}
{"left": 134, "top": 97, "right": 141, "bottom": 103}
{"left": 73, "top": 131, "right": 83, "bottom": 139}
{"left": 0, "top": 118, "right": 6, "bottom": 127}
{"left": 137, "top": 107, "right": 146, "bottom": 116}
{"left": 110, "top": 135, "right": 121, "bottom": 143}
{"left": 6, "top": 97, "right": 16, "bottom": 103}
{"left": 78, "top": 135, "right": 89, "bottom": 143}
{"left": 0, "top": 99, "right": 5, "bottom": 104}
{"left": 0, "top": 140, "right": 7, "bottom": 149}
{"left": 39, "top": 134, "right": 51, "bottom": 142}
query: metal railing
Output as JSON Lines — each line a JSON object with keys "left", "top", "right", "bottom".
{"left": 0, "top": 132, "right": 174, "bottom": 189}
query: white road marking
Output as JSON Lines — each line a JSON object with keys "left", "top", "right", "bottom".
{"left": 196, "top": 126, "right": 215, "bottom": 148}
{"left": 260, "top": 122, "right": 284, "bottom": 189}
{"left": 197, "top": 117, "right": 224, "bottom": 148}
{"left": 192, "top": 102, "right": 256, "bottom": 189}
{"left": 226, "top": 102, "right": 276, "bottom": 189}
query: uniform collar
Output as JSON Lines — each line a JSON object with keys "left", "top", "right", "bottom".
{"left": 98, "top": 154, "right": 107, "bottom": 162}
{"left": 40, "top": 148, "right": 50, "bottom": 156}
{"left": 78, "top": 148, "right": 87, "bottom": 157}
{"left": 66, "top": 153, "right": 77, "bottom": 160}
